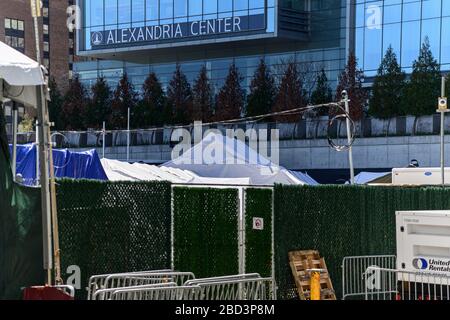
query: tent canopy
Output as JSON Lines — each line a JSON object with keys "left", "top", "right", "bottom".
{"left": 101, "top": 158, "right": 251, "bottom": 185}
{"left": 163, "top": 132, "right": 315, "bottom": 185}
{"left": 0, "top": 41, "right": 44, "bottom": 107}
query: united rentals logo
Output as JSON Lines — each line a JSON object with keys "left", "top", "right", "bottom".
{"left": 413, "top": 258, "right": 450, "bottom": 272}
{"left": 412, "top": 258, "right": 428, "bottom": 270}
{"left": 91, "top": 32, "right": 103, "bottom": 46}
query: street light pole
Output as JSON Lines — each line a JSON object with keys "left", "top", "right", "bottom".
{"left": 343, "top": 90, "right": 355, "bottom": 185}
{"left": 438, "top": 76, "right": 449, "bottom": 186}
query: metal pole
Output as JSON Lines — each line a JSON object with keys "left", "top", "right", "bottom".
{"left": 343, "top": 90, "right": 355, "bottom": 184}
{"left": 442, "top": 80, "right": 445, "bottom": 187}
{"left": 32, "top": 0, "right": 53, "bottom": 284}
{"left": 102, "top": 121, "right": 106, "bottom": 159}
{"left": 127, "top": 107, "right": 130, "bottom": 162}
{"left": 35, "top": 119, "right": 39, "bottom": 186}
{"left": 11, "top": 102, "right": 18, "bottom": 181}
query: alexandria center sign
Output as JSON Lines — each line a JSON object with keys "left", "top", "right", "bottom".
{"left": 90, "top": 14, "right": 265, "bottom": 48}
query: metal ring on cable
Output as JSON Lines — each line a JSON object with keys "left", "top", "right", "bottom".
{"left": 50, "top": 132, "right": 72, "bottom": 170}
{"left": 327, "top": 113, "right": 356, "bottom": 152}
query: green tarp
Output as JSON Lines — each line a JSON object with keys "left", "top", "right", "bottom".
{"left": 0, "top": 107, "right": 42, "bottom": 299}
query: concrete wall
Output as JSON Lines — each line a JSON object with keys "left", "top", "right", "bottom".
{"left": 76, "top": 134, "right": 450, "bottom": 171}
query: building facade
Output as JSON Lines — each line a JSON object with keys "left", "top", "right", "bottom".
{"left": 75, "top": 0, "right": 347, "bottom": 95}
{"left": 354, "top": 0, "right": 450, "bottom": 77}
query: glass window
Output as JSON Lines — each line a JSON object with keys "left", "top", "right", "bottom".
{"left": 401, "top": 20, "right": 420, "bottom": 68}
{"left": 219, "top": 0, "right": 232, "bottom": 12}
{"left": 146, "top": 0, "right": 159, "bottom": 20}
{"left": 382, "top": 23, "right": 401, "bottom": 58}
{"left": 189, "top": 0, "right": 202, "bottom": 15}
{"left": 132, "top": 0, "right": 145, "bottom": 22}
{"left": 441, "top": 17, "right": 450, "bottom": 64}
{"left": 402, "top": 0, "right": 421, "bottom": 22}
{"left": 174, "top": 0, "right": 187, "bottom": 17}
{"left": 17, "top": 20, "right": 24, "bottom": 31}
{"left": 234, "top": 0, "right": 249, "bottom": 11}
{"left": 4, "top": 18, "right": 10, "bottom": 29}
{"left": 383, "top": 3, "right": 401, "bottom": 24}
{"left": 204, "top": 0, "right": 217, "bottom": 15}
{"left": 249, "top": 0, "right": 264, "bottom": 9}
{"left": 91, "top": 0, "right": 104, "bottom": 26}
{"left": 364, "top": 26, "right": 382, "bottom": 71}
{"left": 105, "top": 0, "right": 118, "bottom": 26}
{"left": 422, "top": 0, "right": 441, "bottom": 19}
{"left": 160, "top": 0, "right": 174, "bottom": 19}
{"left": 118, "top": 0, "right": 131, "bottom": 24}
{"left": 421, "top": 18, "right": 441, "bottom": 62}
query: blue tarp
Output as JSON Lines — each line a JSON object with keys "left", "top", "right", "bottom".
{"left": 8, "top": 144, "right": 107, "bottom": 185}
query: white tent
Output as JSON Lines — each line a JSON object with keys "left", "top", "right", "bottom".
{"left": 0, "top": 40, "right": 44, "bottom": 107}
{"left": 101, "top": 158, "right": 251, "bottom": 185}
{"left": 163, "top": 132, "right": 313, "bottom": 185}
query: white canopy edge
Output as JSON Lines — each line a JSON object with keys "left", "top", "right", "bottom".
{"left": 0, "top": 41, "right": 44, "bottom": 108}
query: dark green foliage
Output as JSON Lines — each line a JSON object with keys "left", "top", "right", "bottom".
{"left": 273, "top": 62, "right": 307, "bottom": 122}
{"left": 404, "top": 38, "right": 441, "bottom": 116}
{"left": 166, "top": 64, "right": 193, "bottom": 125}
{"left": 85, "top": 76, "right": 112, "bottom": 129}
{"left": 215, "top": 63, "right": 245, "bottom": 121}
{"left": 57, "top": 179, "right": 172, "bottom": 299}
{"left": 310, "top": 68, "right": 333, "bottom": 116}
{"left": 334, "top": 52, "right": 368, "bottom": 121}
{"left": 245, "top": 188, "right": 273, "bottom": 277}
{"left": 246, "top": 59, "right": 277, "bottom": 117}
{"left": 192, "top": 66, "right": 214, "bottom": 122}
{"left": 48, "top": 77, "right": 64, "bottom": 130}
{"left": 60, "top": 76, "right": 88, "bottom": 130}
{"left": 369, "top": 46, "right": 406, "bottom": 118}
{"left": 134, "top": 73, "right": 166, "bottom": 127}
{"left": 274, "top": 184, "right": 450, "bottom": 300}
{"left": 109, "top": 73, "right": 138, "bottom": 129}
{"left": 173, "top": 187, "right": 239, "bottom": 278}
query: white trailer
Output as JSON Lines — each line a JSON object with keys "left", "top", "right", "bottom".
{"left": 392, "top": 168, "right": 450, "bottom": 185}
{"left": 396, "top": 210, "right": 450, "bottom": 290}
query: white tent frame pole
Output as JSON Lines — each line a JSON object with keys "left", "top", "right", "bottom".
{"left": 11, "top": 102, "right": 18, "bottom": 181}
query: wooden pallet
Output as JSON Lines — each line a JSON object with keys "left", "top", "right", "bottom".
{"left": 289, "top": 250, "right": 336, "bottom": 300}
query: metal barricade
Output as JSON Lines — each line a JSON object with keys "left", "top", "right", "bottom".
{"left": 184, "top": 273, "right": 261, "bottom": 286}
{"left": 110, "top": 285, "right": 202, "bottom": 301}
{"left": 94, "top": 283, "right": 178, "bottom": 300}
{"left": 87, "top": 269, "right": 174, "bottom": 299}
{"left": 342, "top": 255, "right": 396, "bottom": 300}
{"left": 364, "top": 267, "right": 450, "bottom": 301}
{"left": 195, "top": 277, "right": 275, "bottom": 300}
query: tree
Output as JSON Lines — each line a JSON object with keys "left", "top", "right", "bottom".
{"left": 134, "top": 73, "right": 166, "bottom": 127}
{"left": 109, "top": 73, "right": 137, "bottom": 129}
{"left": 310, "top": 68, "right": 333, "bottom": 116}
{"left": 404, "top": 37, "right": 441, "bottom": 116}
{"left": 166, "top": 64, "right": 193, "bottom": 125}
{"left": 47, "top": 77, "right": 63, "bottom": 130}
{"left": 273, "top": 61, "right": 307, "bottom": 122}
{"left": 192, "top": 66, "right": 214, "bottom": 122}
{"left": 60, "top": 76, "right": 88, "bottom": 130}
{"left": 246, "top": 59, "right": 277, "bottom": 117}
{"left": 215, "top": 63, "right": 245, "bottom": 121}
{"left": 86, "top": 76, "right": 112, "bottom": 129}
{"left": 334, "top": 52, "right": 368, "bottom": 121}
{"left": 369, "top": 46, "right": 406, "bottom": 119}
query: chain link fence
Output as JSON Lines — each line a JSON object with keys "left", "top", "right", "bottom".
{"left": 274, "top": 184, "right": 450, "bottom": 300}
{"left": 57, "top": 180, "right": 172, "bottom": 299}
